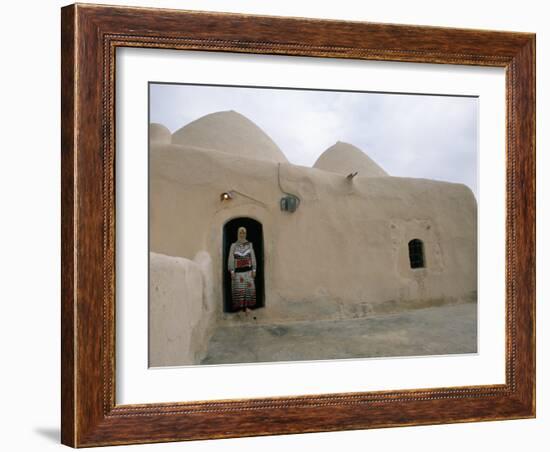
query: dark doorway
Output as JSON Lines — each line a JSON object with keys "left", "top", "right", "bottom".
{"left": 223, "top": 217, "right": 265, "bottom": 312}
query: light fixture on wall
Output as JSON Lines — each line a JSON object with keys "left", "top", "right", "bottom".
{"left": 277, "top": 163, "right": 301, "bottom": 213}
{"left": 220, "top": 190, "right": 267, "bottom": 206}
{"left": 220, "top": 191, "right": 233, "bottom": 201}
{"left": 280, "top": 195, "right": 300, "bottom": 213}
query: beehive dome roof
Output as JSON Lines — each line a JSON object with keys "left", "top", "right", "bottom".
{"left": 313, "top": 141, "right": 388, "bottom": 177}
{"left": 171, "top": 110, "right": 288, "bottom": 163}
{"left": 149, "top": 123, "right": 172, "bottom": 144}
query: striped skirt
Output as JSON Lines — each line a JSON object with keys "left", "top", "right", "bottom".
{"left": 231, "top": 270, "right": 256, "bottom": 309}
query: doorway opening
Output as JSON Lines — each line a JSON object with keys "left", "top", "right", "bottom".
{"left": 223, "top": 217, "right": 265, "bottom": 312}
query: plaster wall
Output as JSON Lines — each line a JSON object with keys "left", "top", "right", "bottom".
{"left": 149, "top": 251, "right": 216, "bottom": 366}
{"left": 149, "top": 141, "right": 477, "bottom": 324}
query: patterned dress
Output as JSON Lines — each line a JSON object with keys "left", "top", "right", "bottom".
{"left": 228, "top": 241, "right": 257, "bottom": 310}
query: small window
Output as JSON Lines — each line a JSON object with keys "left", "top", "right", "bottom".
{"left": 408, "top": 239, "right": 425, "bottom": 269}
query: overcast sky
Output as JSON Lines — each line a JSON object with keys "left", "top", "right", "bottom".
{"left": 150, "top": 83, "right": 478, "bottom": 198}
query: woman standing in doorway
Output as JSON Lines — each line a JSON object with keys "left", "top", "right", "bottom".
{"left": 228, "top": 227, "right": 257, "bottom": 312}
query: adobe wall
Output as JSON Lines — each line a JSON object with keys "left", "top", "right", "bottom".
{"left": 148, "top": 252, "right": 216, "bottom": 366}
{"left": 149, "top": 142, "right": 477, "bottom": 324}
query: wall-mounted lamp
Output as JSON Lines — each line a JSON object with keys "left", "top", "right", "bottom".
{"left": 277, "top": 163, "right": 301, "bottom": 213}
{"left": 346, "top": 171, "right": 358, "bottom": 180}
{"left": 220, "top": 191, "right": 233, "bottom": 201}
{"left": 280, "top": 194, "right": 300, "bottom": 213}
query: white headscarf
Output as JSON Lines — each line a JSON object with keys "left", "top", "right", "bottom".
{"left": 237, "top": 226, "right": 247, "bottom": 244}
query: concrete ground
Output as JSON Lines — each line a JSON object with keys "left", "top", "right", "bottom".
{"left": 201, "top": 303, "right": 477, "bottom": 365}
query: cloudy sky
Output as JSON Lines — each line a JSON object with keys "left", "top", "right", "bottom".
{"left": 150, "top": 83, "right": 478, "bottom": 198}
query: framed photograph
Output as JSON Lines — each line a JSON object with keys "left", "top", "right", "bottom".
{"left": 61, "top": 3, "right": 535, "bottom": 447}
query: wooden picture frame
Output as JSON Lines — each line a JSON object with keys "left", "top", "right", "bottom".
{"left": 61, "top": 3, "right": 535, "bottom": 447}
